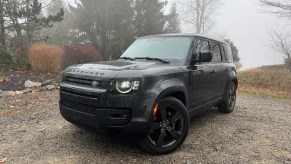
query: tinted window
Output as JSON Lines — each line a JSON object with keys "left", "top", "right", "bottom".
{"left": 210, "top": 42, "right": 222, "bottom": 62}
{"left": 121, "top": 37, "right": 192, "bottom": 59}
{"left": 196, "top": 39, "right": 210, "bottom": 53}
{"left": 220, "top": 44, "right": 228, "bottom": 62}
{"left": 223, "top": 44, "right": 233, "bottom": 63}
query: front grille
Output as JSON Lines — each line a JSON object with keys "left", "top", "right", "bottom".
{"left": 65, "top": 76, "right": 102, "bottom": 88}
{"left": 61, "top": 100, "right": 97, "bottom": 115}
{"left": 66, "top": 76, "right": 93, "bottom": 85}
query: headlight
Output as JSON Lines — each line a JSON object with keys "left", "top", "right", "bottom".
{"left": 115, "top": 81, "right": 140, "bottom": 94}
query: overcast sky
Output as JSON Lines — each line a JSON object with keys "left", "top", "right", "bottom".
{"left": 67, "top": 0, "right": 289, "bottom": 69}
{"left": 173, "top": 0, "right": 289, "bottom": 69}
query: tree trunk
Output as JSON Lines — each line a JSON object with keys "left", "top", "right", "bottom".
{"left": 0, "top": 0, "right": 5, "bottom": 46}
{"left": 196, "top": 0, "right": 201, "bottom": 33}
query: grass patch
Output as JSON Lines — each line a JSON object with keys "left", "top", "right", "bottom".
{"left": 0, "top": 108, "right": 35, "bottom": 116}
{"left": 238, "top": 65, "right": 291, "bottom": 100}
{"left": 29, "top": 43, "right": 63, "bottom": 73}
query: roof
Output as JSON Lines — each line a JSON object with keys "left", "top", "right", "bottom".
{"left": 139, "top": 33, "right": 229, "bottom": 45}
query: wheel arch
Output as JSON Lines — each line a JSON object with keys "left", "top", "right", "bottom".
{"left": 231, "top": 78, "right": 238, "bottom": 89}
{"left": 156, "top": 87, "right": 188, "bottom": 108}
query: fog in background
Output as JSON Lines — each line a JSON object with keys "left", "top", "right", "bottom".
{"left": 170, "top": 0, "right": 289, "bottom": 69}
{"left": 66, "top": 0, "right": 288, "bottom": 69}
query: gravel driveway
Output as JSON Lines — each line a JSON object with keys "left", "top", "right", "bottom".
{"left": 0, "top": 91, "right": 291, "bottom": 164}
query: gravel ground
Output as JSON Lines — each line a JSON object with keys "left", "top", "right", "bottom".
{"left": 0, "top": 91, "right": 291, "bottom": 164}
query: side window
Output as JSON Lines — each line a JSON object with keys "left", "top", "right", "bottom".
{"left": 196, "top": 39, "right": 210, "bottom": 53}
{"left": 210, "top": 42, "right": 222, "bottom": 62}
{"left": 223, "top": 44, "right": 233, "bottom": 63}
{"left": 220, "top": 44, "right": 228, "bottom": 62}
{"left": 194, "top": 39, "right": 209, "bottom": 60}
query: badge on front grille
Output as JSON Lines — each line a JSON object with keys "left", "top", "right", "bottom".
{"left": 92, "top": 81, "right": 100, "bottom": 87}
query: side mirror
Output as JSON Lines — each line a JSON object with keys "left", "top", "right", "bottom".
{"left": 199, "top": 51, "right": 213, "bottom": 62}
{"left": 191, "top": 51, "right": 213, "bottom": 65}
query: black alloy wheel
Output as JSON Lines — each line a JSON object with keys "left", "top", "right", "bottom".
{"left": 218, "top": 82, "right": 237, "bottom": 113}
{"left": 140, "top": 97, "right": 190, "bottom": 155}
{"left": 228, "top": 83, "right": 236, "bottom": 109}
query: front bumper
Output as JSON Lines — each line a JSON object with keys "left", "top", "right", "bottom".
{"left": 59, "top": 83, "right": 153, "bottom": 139}
{"left": 60, "top": 104, "right": 150, "bottom": 139}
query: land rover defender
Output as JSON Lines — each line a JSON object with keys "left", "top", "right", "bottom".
{"left": 59, "top": 34, "right": 238, "bottom": 154}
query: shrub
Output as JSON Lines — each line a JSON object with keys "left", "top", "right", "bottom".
{"left": 29, "top": 43, "right": 64, "bottom": 73}
{"left": 8, "top": 37, "right": 30, "bottom": 60}
{"left": 63, "top": 45, "right": 103, "bottom": 69}
{"left": 0, "top": 46, "right": 16, "bottom": 68}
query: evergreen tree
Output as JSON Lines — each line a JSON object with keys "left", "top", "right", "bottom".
{"left": 70, "top": 0, "right": 135, "bottom": 59}
{"left": 224, "top": 39, "right": 240, "bottom": 63}
{"left": 47, "top": 0, "right": 64, "bottom": 15}
{"left": 134, "top": 0, "right": 167, "bottom": 36}
{"left": 165, "top": 3, "right": 181, "bottom": 33}
{"left": 41, "top": 0, "right": 73, "bottom": 45}
{"left": 4, "top": 0, "right": 64, "bottom": 41}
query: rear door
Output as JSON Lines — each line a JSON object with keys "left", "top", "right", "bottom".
{"left": 208, "top": 41, "right": 228, "bottom": 99}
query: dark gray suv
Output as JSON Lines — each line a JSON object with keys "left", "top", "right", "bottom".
{"left": 59, "top": 34, "right": 238, "bottom": 154}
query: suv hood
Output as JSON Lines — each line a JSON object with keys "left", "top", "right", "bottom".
{"left": 77, "top": 60, "right": 156, "bottom": 71}
{"left": 65, "top": 60, "right": 181, "bottom": 80}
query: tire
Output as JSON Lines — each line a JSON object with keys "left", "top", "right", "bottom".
{"left": 139, "top": 97, "right": 190, "bottom": 155}
{"left": 218, "top": 82, "right": 237, "bottom": 113}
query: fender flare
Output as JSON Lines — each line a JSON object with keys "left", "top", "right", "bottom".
{"left": 152, "top": 78, "right": 188, "bottom": 109}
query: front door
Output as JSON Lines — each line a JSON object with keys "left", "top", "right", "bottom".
{"left": 189, "top": 39, "right": 215, "bottom": 109}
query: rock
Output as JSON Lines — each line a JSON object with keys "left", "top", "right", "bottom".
{"left": 41, "top": 80, "right": 52, "bottom": 86}
{"left": 25, "top": 80, "right": 41, "bottom": 88}
{"left": 45, "top": 85, "right": 55, "bottom": 91}
{"left": 0, "top": 90, "right": 2, "bottom": 93}
{"left": 15, "top": 91, "right": 23, "bottom": 95}
{"left": 31, "top": 88, "right": 42, "bottom": 93}
{"left": 21, "top": 88, "right": 32, "bottom": 94}
{"left": 0, "top": 91, "right": 16, "bottom": 97}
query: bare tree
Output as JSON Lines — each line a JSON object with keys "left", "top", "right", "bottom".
{"left": 267, "top": 28, "right": 291, "bottom": 70}
{"left": 260, "top": 0, "right": 291, "bottom": 19}
{"left": 178, "top": 0, "right": 222, "bottom": 34}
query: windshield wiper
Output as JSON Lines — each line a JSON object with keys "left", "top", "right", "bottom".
{"left": 135, "top": 57, "right": 170, "bottom": 64}
{"left": 119, "top": 57, "right": 135, "bottom": 61}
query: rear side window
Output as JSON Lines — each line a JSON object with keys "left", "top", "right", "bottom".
{"left": 220, "top": 44, "right": 228, "bottom": 62}
{"left": 223, "top": 44, "right": 233, "bottom": 63}
{"left": 196, "top": 39, "right": 210, "bottom": 53}
{"left": 210, "top": 42, "right": 222, "bottom": 62}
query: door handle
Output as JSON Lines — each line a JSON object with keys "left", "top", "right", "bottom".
{"left": 211, "top": 70, "right": 216, "bottom": 75}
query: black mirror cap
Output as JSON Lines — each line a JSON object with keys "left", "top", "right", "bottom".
{"left": 199, "top": 51, "right": 213, "bottom": 62}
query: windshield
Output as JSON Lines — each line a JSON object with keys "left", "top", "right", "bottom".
{"left": 121, "top": 37, "right": 192, "bottom": 59}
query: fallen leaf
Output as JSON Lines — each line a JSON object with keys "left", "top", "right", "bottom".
{"left": 37, "top": 128, "right": 45, "bottom": 131}
{"left": 0, "top": 157, "right": 8, "bottom": 163}
{"left": 58, "top": 125, "right": 65, "bottom": 129}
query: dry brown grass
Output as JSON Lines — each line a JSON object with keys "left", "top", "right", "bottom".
{"left": 238, "top": 65, "right": 291, "bottom": 99}
{"left": 29, "top": 43, "right": 64, "bottom": 73}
